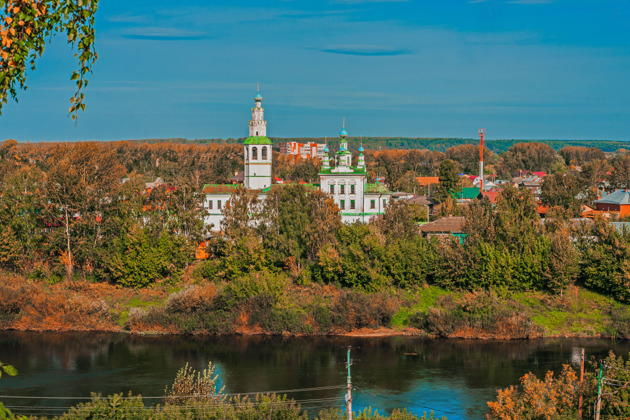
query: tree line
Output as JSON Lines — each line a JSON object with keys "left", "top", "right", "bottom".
{"left": 0, "top": 139, "right": 629, "bottom": 302}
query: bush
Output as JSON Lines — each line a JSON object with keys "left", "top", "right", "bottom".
{"left": 330, "top": 290, "right": 400, "bottom": 331}
{"left": 417, "top": 291, "right": 540, "bottom": 338}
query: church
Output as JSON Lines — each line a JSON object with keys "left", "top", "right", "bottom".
{"left": 203, "top": 89, "right": 392, "bottom": 230}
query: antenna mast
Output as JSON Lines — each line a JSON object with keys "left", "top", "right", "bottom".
{"left": 479, "top": 128, "right": 486, "bottom": 197}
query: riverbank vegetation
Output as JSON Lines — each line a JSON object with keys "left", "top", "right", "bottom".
{"left": 2, "top": 140, "right": 630, "bottom": 338}
{"left": 487, "top": 351, "right": 630, "bottom": 420}
{"left": 0, "top": 359, "right": 446, "bottom": 420}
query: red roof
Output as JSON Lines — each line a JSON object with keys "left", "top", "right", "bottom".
{"left": 531, "top": 171, "right": 547, "bottom": 177}
{"left": 483, "top": 191, "right": 499, "bottom": 203}
{"left": 202, "top": 184, "right": 241, "bottom": 194}
{"left": 416, "top": 176, "right": 440, "bottom": 186}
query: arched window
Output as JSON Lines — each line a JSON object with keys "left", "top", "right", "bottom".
{"left": 261, "top": 146, "right": 268, "bottom": 160}
{"left": 252, "top": 147, "right": 258, "bottom": 160}
{"left": 245, "top": 147, "right": 248, "bottom": 160}
{"left": 256, "top": 131, "right": 259, "bottom": 136}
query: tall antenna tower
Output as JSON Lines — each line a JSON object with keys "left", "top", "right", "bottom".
{"left": 479, "top": 128, "right": 486, "bottom": 197}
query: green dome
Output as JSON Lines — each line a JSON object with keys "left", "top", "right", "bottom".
{"left": 244, "top": 136, "right": 272, "bottom": 145}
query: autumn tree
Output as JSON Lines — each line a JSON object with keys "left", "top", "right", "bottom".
{"left": 221, "top": 187, "right": 262, "bottom": 240}
{"left": 445, "top": 144, "right": 492, "bottom": 174}
{"left": 487, "top": 365, "right": 578, "bottom": 420}
{"left": 45, "top": 142, "right": 125, "bottom": 278}
{"left": 0, "top": 0, "right": 99, "bottom": 119}
{"left": 375, "top": 200, "right": 426, "bottom": 242}
{"left": 609, "top": 154, "right": 630, "bottom": 189}
{"left": 558, "top": 146, "right": 606, "bottom": 166}
{"left": 500, "top": 142, "right": 558, "bottom": 176}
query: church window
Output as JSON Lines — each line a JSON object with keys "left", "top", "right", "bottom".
{"left": 262, "top": 146, "right": 267, "bottom": 160}
{"left": 245, "top": 148, "right": 248, "bottom": 160}
{"left": 383, "top": 199, "right": 387, "bottom": 208}
{"left": 330, "top": 185, "right": 334, "bottom": 194}
{"left": 252, "top": 147, "right": 258, "bottom": 160}
{"left": 209, "top": 200, "right": 213, "bottom": 210}
{"left": 340, "top": 185, "right": 345, "bottom": 194}
{"left": 350, "top": 200, "right": 355, "bottom": 210}
{"left": 370, "top": 200, "right": 375, "bottom": 209}
{"left": 256, "top": 131, "right": 259, "bottom": 136}
{"left": 350, "top": 184, "right": 355, "bottom": 194}
{"left": 340, "top": 200, "right": 345, "bottom": 210}
{"left": 218, "top": 200, "right": 222, "bottom": 209}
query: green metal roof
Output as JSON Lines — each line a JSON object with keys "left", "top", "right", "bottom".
{"left": 455, "top": 187, "right": 481, "bottom": 200}
{"left": 244, "top": 136, "right": 272, "bottom": 145}
{"left": 365, "top": 183, "right": 392, "bottom": 194}
{"left": 319, "top": 167, "right": 367, "bottom": 175}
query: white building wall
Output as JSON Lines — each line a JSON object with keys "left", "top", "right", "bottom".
{"left": 244, "top": 144, "right": 272, "bottom": 190}
{"left": 204, "top": 193, "right": 233, "bottom": 230}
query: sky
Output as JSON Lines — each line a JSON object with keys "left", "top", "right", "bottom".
{"left": 2, "top": 0, "right": 630, "bottom": 141}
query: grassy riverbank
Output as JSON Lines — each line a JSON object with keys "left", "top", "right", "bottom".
{"left": 2, "top": 273, "right": 629, "bottom": 339}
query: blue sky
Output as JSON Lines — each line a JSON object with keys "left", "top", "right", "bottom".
{"left": 2, "top": 0, "right": 630, "bottom": 141}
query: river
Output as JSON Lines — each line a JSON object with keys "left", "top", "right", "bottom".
{"left": 0, "top": 332, "right": 629, "bottom": 419}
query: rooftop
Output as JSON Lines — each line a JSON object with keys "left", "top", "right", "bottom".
{"left": 595, "top": 189, "right": 630, "bottom": 205}
{"left": 365, "top": 183, "right": 393, "bottom": 194}
{"left": 419, "top": 216, "right": 466, "bottom": 234}
{"left": 244, "top": 136, "right": 272, "bottom": 145}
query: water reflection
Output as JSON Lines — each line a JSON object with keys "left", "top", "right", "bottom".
{"left": 0, "top": 332, "right": 629, "bottom": 419}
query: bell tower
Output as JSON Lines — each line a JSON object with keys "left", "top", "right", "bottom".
{"left": 244, "top": 84, "right": 272, "bottom": 190}
{"left": 249, "top": 83, "right": 267, "bottom": 137}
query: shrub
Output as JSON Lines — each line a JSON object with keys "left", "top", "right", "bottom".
{"left": 165, "top": 362, "right": 224, "bottom": 406}
{"left": 330, "top": 290, "right": 400, "bottom": 331}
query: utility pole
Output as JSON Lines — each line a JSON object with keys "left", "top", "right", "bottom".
{"left": 346, "top": 346, "right": 353, "bottom": 420}
{"left": 595, "top": 360, "right": 603, "bottom": 420}
{"left": 578, "top": 349, "right": 584, "bottom": 420}
{"left": 479, "top": 128, "right": 486, "bottom": 197}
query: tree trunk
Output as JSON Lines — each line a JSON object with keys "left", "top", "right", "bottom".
{"left": 64, "top": 207, "right": 73, "bottom": 279}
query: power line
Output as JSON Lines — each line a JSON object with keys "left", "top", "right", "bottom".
{"left": 0, "top": 384, "right": 345, "bottom": 401}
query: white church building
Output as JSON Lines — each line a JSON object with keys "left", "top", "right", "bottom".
{"left": 203, "top": 89, "right": 392, "bottom": 230}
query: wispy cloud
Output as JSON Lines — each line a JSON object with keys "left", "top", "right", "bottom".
{"left": 120, "top": 27, "right": 209, "bottom": 41}
{"left": 106, "top": 13, "right": 150, "bottom": 24}
{"left": 320, "top": 45, "right": 412, "bottom": 56}
{"left": 332, "top": 0, "right": 407, "bottom": 4}
{"left": 506, "top": 0, "right": 552, "bottom": 4}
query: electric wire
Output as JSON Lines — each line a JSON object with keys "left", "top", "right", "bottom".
{"left": 0, "top": 384, "right": 345, "bottom": 401}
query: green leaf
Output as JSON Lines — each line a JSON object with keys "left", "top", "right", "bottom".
{"left": 1, "top": 364, "right": 17, "bottom": 376}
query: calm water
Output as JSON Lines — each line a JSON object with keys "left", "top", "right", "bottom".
{"left": 1, "top": 332, "right": 630, "bottom": 419}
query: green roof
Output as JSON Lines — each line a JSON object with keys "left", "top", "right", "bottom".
{"left": 244, "top": 136, "right": 272, "bottom": 145}
{"left": 319, "top": 167, "right": 367, "bottom": 175}
{"left": 455, "top": 187, "right": 481, "bottom": 200}
{"left": 365, "top": 183, "right": 392, "bottom": 194}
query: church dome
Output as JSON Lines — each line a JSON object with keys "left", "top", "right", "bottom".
{"left": 255, "top": 92, "right": 263, "bottom": 100}
{"left": 339, "top": 128, "right": 348, "bottom": 137}
{"left": 358, "top": 145, "right": 364, "bottom": 152}
{"left": 324, "top": 145, "right": 329, "bottom": 152}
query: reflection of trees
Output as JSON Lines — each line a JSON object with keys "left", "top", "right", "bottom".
{"left": 2, "top": 332, "right": 630, "bottom": 411}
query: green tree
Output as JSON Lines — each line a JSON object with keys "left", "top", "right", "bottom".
{"left": 579, "top": 220, "right": 630, "bottom": 302}
{"left": 261, "top": 185, "right": 340, "bottom": 271}
{"left": 434, "top": 159, "right": 460, "bottom": 203}
{"left": 540, "top": 172, "right": 583, "bottom": 216}
{"left": 495, "top": 185, "right": 540, "bottom": 253}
